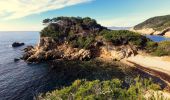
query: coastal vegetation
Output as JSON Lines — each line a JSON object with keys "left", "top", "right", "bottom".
{"left": 100, "top": 30, "right": 149, "bottom": 47}
{"left": 145, "top": 40, "right": 170, "bottom": 56}
{"left": 38, "top": 60, "right": 165, "bottom": 100}
{"left": 40, "top": 17, "right": 154, "bottom": 50}
{"left": 39, "top": 77, "right": 161, "bottom": 100}
{"left": 150, "top": 41, "right": 170, "bottom": 56}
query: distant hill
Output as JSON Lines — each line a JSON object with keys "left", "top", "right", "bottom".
{"left": 134, "top": 15, "right": 170, "bottom": 31}
{"left": 132, "top": 15, "right": 170, "bottom": 37}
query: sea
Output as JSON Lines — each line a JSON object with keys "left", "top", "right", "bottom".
{"left": 0, "top": 31, "right": 169, "bottom": 100}
{"left": 0, "top": 31, "right": 65, "bottom": 100}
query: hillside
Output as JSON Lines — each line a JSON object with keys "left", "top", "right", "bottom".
{"left": 22, "top": 16, "right": 155, "bottom": 63}
{"left": 132, "top": 15, "right": 170, "bottom": 37}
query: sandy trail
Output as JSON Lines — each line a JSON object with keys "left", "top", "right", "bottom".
{"left": 127, "top": 55, "right": 170, "bottom": 76}
{"left": 125, "top": 55, "right": 170, "bottom": 98}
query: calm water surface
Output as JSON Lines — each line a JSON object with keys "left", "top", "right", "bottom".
{"left": 146, "top": 35, "right": 170, "bottom": 42}
{"left": 0, "top": 32, "right": 64, "bottom": 100}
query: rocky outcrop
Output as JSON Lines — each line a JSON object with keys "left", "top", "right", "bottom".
{"left": 22, "top": 17, "right": 140, "bottom": 63}
{"left": 12, "top": 42, "right": 25, "bottom": 47}
{"left": 22, "top": 37, "right": 92, "bottom": 63}
{"left": 22, "top": 37, "right": 138, "bottom": 63}
{"left": 99, "top": 44, "right": 137, "bottom": 61}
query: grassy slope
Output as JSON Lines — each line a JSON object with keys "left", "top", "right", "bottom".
{"left": 38, "top": 60, "right": 165, "bottom": 100}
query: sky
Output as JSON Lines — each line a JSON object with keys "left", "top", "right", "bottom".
{"left": 1, "top": 0, "right": 170, "bottom": 31}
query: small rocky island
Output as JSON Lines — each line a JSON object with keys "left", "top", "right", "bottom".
{"left": 12, "top": 42, "right": 25, "bottom": 47}
{"left": 22, "top": 17, "right": 170, "bottom": 99}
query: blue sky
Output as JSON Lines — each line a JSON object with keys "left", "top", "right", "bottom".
{"left": 0, "top": 0, "right": 170, "bottom": 31}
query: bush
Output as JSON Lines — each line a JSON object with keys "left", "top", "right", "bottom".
{"left": 150, "top": 41, "right": 170, "bottom": 56}
{"left": 83, "top": 17, "right": 97, "bottom": 27}
{"left": 40, "top": 24, "right": 63, "bottom": 41}
{"left": 145, "top": 41, "right": 158, "bottom": 52}
{"left": 69, "top": 36, "right": 95, "bottom": 49}
{"left": 101, "top": 30, "right": 149, "bottom": 47}
{"left": 39, "top": 76, "right": 161, "bottom": 100}
{"left": 40, "top": 16, "right": 104, "bottom": 47}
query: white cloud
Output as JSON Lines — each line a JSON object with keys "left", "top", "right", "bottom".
{"left": 98, "top": 17, "right": 143, "bottom": 27}
{"left": 0, "top": 0, "right": 92, "bottom": 20}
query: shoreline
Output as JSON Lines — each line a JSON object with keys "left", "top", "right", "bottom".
{"left": 129, "top": 27, "right": 170, "bottom": 38}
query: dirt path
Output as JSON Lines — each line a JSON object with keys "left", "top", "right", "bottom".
{"left": 127, "top": 55, "right": 170, "bottom": 76}
{"left": 124, "top": 55, "right": 170, "bottom": 86}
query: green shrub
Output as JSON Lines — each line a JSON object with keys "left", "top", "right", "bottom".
{"left": 83, "top": 17, "right": 97, "bottom": 26}
{"left": 145, "top": 41, "right": 158, "bottom": 52}
{"left": 101, "top": 30, "right": 149, "bottom": 47}
{"left": 151, "top": 41, "right": 170, "bottom": 56}
{"left": 40, "top": 76, "right": 161, "bottom": 100}
{"left": 69, "top": 36, "right": 95, "bottom": 49}
{"left": 40, "top": 24, "right": 62, "bottom": 41}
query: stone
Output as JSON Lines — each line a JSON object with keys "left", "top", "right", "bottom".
{"left": 23, "top": 46, "right": 34, "bottom": 52}
{"left": 14, "top": 58, "right": 20, "bottom": 62}
{"left": 12, "top": 42, "right": 25, "bottom": 47}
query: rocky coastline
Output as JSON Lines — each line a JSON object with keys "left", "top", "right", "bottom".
{"left": 22, "top": 36, "right": 137, "bottom": 63}
{"left": 22, "top": 17, "right": 141, "bottom": 63}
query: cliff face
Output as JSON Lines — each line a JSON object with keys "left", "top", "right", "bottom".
{"left": 23, "top": 37, "right": 138, "bottom": 63}
{"left": 132, "top": 15, "right": 170, "bottom": 37}
{"left": 23, "top": 37, "right": 91, "bottom": 62}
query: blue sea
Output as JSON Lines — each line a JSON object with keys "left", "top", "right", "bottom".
{"left": 0, "top": 31, "right": 63, "bottom": 100}
{"left": 146, "top": 35, "right": 170, "bottom": 42}
{"left": 0, "top": 32, "right": 169, "bottom": 100}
